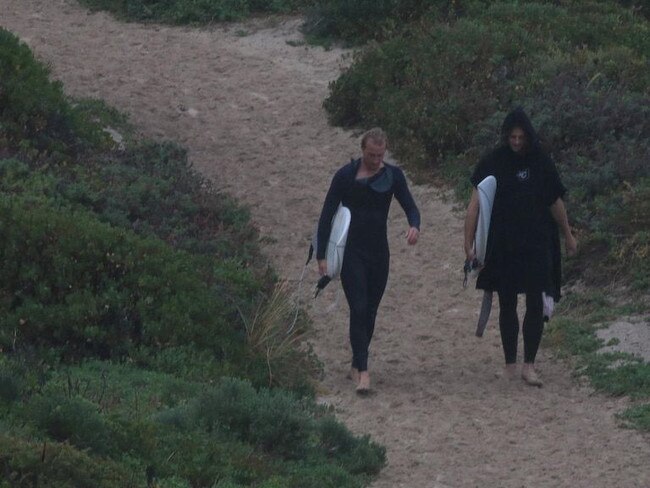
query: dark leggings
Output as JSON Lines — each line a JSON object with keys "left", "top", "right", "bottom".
{"left": 497, "top": 291, "right": 544, "bottom": 364}
{"left": 340, "top": 250, "right": 389, "bottom": 372}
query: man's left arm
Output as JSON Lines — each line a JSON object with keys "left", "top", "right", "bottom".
{"left": 393, "top": 168, "right": 420, "bottom": 245}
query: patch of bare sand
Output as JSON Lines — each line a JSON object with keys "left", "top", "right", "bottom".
{"left": 1, "top": 1, "right": 648, "bottom": 486}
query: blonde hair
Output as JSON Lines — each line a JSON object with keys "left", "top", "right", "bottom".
{"left": 361, "top": 127, "right": 388, "bottom": 149}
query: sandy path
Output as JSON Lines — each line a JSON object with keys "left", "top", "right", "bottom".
{"left": 1, "top": 2, "right": 648, "bottom": 486}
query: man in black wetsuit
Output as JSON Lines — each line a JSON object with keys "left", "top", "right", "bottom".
{"left": 316, "top": 128, "right": 420, "bottom": 393}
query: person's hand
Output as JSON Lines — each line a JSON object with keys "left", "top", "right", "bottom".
{"left": 565, "top": 233, "right": 578, "bottom": 257}
{"left": 317, "top": 259, "right": 327, "bottom": 276}
{"left": 406, "top": 227, "right": 419, "bottom": 245}
{"left": 464, "top": 243, "right": 476, "bottom": 263}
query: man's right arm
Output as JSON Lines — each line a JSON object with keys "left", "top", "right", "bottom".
{"left": 464, "top": 188, "right": 479, "bottom": 261}
{"left": 316, "top": 167, "right": 347, "bottom": 271}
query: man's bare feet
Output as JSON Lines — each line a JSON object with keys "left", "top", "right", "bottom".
{"left": 521, "top": 363, "right": 543, "bottom": 387}
{"left": 356, "top": 371, "right": 370, "bottom": 394}
{"left": 347, "top": 367, "right": 360, "bottom": 383}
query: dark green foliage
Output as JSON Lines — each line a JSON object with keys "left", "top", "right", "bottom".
{"left": 305, "top": 0, "right": 650, "bottom": 45}
{"left": 303, "top": 0, "right": 450, "bottom": 45}
{"left": 74, "top": 141, "right": 259, "bottom": 260}
{"left": 0, "top": 371, "right": 20, "bottom": 405}
{"left": 0, "top": 434, "right": 141, "bottom": 488}
{"left": 77, "top": 0, "right": 314, "bottom": 24}
{"left": 0, "top": 194, "right": 250, "bottom": 361}
{"left": 194, "top": 378, "right": 313, "bottom": 458}
{"left": 0, "top": 29, "right": 109, "bottom": 162}
{"left": 316, "top": 416, "right": 385, "bottom": 476}
{"left": 2, "top": 364, "right": 384, "bottom": 487}
{"left": 26, "top": 394, "right": 116, "bottom": 455}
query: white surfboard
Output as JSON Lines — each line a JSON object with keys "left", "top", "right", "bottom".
{"left": 473, "top": 175, "right": 496, "bottom": 337}
{"left": 474, "top": 175, "right": 497, "bottom": 268}
{"left": 326, "top": 205, "right": 351, "bottom": 279}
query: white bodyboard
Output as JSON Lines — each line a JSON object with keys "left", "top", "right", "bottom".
{"left": 326, "top": 206, "right": 351, "bottom": 279}
{"left": 475, "top": 175, "right": 497, "bottom": 267}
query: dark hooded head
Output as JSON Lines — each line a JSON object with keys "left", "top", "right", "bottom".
{"left": 500, "top": 107, "right": 540, "bottom": 154}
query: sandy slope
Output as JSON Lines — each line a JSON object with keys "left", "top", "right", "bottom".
{"left": 1, "top": 1, "right": 648, "bottom": 486}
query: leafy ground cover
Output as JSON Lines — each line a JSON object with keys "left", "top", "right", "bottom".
{"left": 77, "top": 0, "right": 315, "bottom": 23}
{"left": 546, "top": 291, "right": 650, "bottom": 430}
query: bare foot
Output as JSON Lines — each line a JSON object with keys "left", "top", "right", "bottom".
{"left": 356, "top": 371, "right": 370, "bottom": 394}
{"left": 521, "top": 363, "right": 543, "bottom": 387}
{"left": 347, "top": 367, "right": 360, "bottom": 383}
{"left": 504, "top": 363, "right": 518, "bottom": 380}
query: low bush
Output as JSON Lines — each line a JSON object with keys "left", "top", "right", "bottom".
{"left": 304, "top": 0, "right": 650, "bottom": 45}
{"left": 0, "top": 434, "right": 139, "bottom": 488}
{"left": 82, "top": 141, "right": 261, "bottom": 261}
{"left": 26, "top": 394, "right": 117, "bottom": 455}
{"left": 303, "top": 0, "right": 450, "bottom": 45}
{"left": 0, "top": 194, "right": 250, "bottom": 362}
{"left": 0, "top": 29, "right": 108, "bottom": 162}
{"left": 193, "top": 377, "right": 313, "bottom": 458}
{"left": 2, "top": 364, "right": 385, "bottom": 487}
{"left": 78, "top": 0, "right": 314, "bottom": 23}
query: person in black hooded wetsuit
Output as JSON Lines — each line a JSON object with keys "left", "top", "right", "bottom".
{"left": 317, "top": 128, "right": 420, "bottom": 393}
{"left": 464, "top": 108, "right": 577, "bottom": 386}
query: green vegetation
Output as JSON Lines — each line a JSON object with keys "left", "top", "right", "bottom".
{"left": 77, "top": 0, "right": 314, "bottom": 23}
{"left": 545, "top": 292, "right": 650, "bottom": 430}
{"left": 0, "top": 27, "right": 385, "bottom": 485}
{"left": 0, "top": 364, "right": 385, "bottom": 487}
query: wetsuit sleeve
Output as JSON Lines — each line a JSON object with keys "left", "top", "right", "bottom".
{"left": 316, "top": 168, "right": 347, "bottom": 260}
{"left": 393, "top": 167, "right": 421, "bottom": 230}
{"left": 542, "top": 157, "right": 567, "bottom": 206}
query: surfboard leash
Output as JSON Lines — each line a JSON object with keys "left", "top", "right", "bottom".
{"left": 463, "top": 258, "right": 479, "bottom": 288}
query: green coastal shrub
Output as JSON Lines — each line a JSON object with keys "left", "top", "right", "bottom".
{"left": 78, "top": 0, "right": 313, "bottom": 23}
{"left": 194, "top": 378, "right": 312, "bottom": 457}
{"left": 4, "top": 366, "right": 384, "bottom": 487}
{"left": 0, "top": 29, "right": 108, "bottom": 161}
{"left": 0, "top": 146, "right": 263, "bottom": 282}
{"left": 0, "top": 434, "right": 139, "bottom": 488}
{"left": 303, "top": 0, "right": 449, "bottom": 45}
{"left": 324, "top": 17, "right": 543, "bottom": 161}
{"left": 74, "top": 141, "right": 260, "bottom": 261}
{"left": 26, "top": 394, "right": 116, "bottom": 455}
{"left": 0, "top": 195, "right": 248, "bottom": 360}
{"left": 304, "top": 0, "right": 649, "bottom": 45}
{"left": 156, "top": 377, "right": 385, "bottom": 484}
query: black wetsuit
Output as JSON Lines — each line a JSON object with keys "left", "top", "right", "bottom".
{"left": 471, "top": 109, "right": 566, "bottom": 364}
{"left": 317, "top": 159, "right": 420, "bottom": 372}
